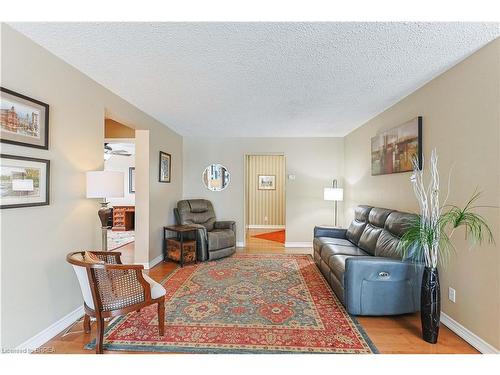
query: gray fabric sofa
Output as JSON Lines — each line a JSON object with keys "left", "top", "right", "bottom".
{"left": 314, "top": 205, "right": 423, "bottom": 316}
{"left": 174, "top": 199, "right": 236, "bottom": 261}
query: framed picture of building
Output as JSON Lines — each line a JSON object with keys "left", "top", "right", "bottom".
{"left": 371, "top": 117, "right": 422, "bottom": 176}
{"left": 0, "top": 87, "right": 49, "bottom": 149}
{"left": 159, "top": 151, "right": 171, "bottom": 183}
{"left": 0, "top": 154, "right": 50, "bottom": 209}
{"left": 258, "top": 175, "right": 276, "bottom": 190}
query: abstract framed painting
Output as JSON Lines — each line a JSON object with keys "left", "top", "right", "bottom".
{"left": 0, "top": 154, "right": 50, "bottom": 209}
{"left": 0, "top": 87, "right": 49, "bottom": 149}
{"left": 371, "top": 117, "right": 422, "bottom": 176}
{"left": 258, "top": 175, "right": 276, "bottom": 190}
{"left": 159, "top": 151, "right": 171, "bottom": 183}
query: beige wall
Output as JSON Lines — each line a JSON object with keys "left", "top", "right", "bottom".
{"left": 246, "top": 154, "right": 285, "bottom": 227}
{"left": 105, "top": 153, "right": 135, "bottom": 206}
{"left": 0, "top": 24, "right": 183, "bottom": 348}
{"left": 183, "top": 137, "right": 344, "bottom": 244}
{"left": 344, "top": 38, "right": 500, "bottom": 349}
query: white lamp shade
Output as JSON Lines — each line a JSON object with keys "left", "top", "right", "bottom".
{"left": 86, "top": 171, "right": 124, "bottom": 199}
{"left": 12, "top": 179, "right": 34, "bottom": 191}
{"left": 324, "top": 187, "right": 343, "bottom": 201}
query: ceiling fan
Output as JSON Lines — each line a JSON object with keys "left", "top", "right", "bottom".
{"left": 104, "top": 143, "right": 132, "bottom": 158}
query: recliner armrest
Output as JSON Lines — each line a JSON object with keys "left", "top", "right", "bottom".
{"left": 314, "top": 226, "right": 347, "bottom": 239}
{"left": 214, "top": 220, "right": 236, "bottom": 232}
{"left": 343, "top": 256, "right": 424, "bottom": 315}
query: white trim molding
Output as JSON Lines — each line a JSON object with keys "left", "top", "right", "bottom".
{"left": 284, "top": 242, "right": 312, "bottom": 248}
{"left": 236, "top": 241, "right": 245, "bottom": 248}
{"left": 15, "top": 306, "right": 84, "bottom": 352}
{"left": 246, "top": 225, "right": 285, "bottom": 229}
{"left": 440, "top": 312, "right": 499, "bottom": 354}
{"left": 149, "top": 254, "right": 164, "bottom": 269}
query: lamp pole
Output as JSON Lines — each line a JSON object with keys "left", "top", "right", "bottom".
{"left": 332, "top": 179, "right": 338, "bottom": 227}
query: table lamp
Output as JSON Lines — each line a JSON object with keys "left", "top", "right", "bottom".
{"left": 324, "top": 179, "right": 344, "bottom": 227}
{"left": 86, "top": 171, "right": 124, "bottom": 251}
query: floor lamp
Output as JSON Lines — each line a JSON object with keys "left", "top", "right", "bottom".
{"left": 86, "top": 171, "right": 124, "bottom": 251}
{"left": 324, "top": 179, "right": 344, "bottom": 227}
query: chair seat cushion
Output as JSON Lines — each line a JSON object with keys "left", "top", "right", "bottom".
{"left": 328, "top": 255, "right": 356, "bottom": 286}
{"left": 320, "top": 244, "right": 368, "bottom": 263}
{"left": 208, "top": 229, "right": 236, "bottom": 251}
{"left": 142, "top": 273, "right": 166, "bottom": 299}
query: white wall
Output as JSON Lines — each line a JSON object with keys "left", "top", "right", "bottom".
{"left": 183, "top": 137, "right": 344, "bottom": 244}
{"left": 0, "top": 24, "right": 183, "bottom": 348}
{"left": 105, "top": 153, "right": 135, "bottom": 206}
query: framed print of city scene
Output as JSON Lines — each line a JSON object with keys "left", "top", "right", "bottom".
{"left": 1, "top": 87, "right": 49, "bottom": 149}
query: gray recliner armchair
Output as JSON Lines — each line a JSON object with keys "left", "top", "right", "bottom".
{"left": 314, "top": 205, "right": 424, "bottom": 316}
{"left": 174, "top": 199, "right": 236, "bottom": 261}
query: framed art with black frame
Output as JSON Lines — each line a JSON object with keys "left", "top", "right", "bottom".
{"left": 0, "top": 87, "right": 49, "bottom": 150}
{"left": 159, "top": 151, "right": 171, "bottom": 183}
{"left": 0, "top": 154, "right": 50, "bottom": 209}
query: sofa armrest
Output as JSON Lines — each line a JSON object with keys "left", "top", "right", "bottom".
{"left": 344, "top": 257, "right": 424, "bottom": 315}
{"left": 214, "top": 220, "right": 236, "bottom": 232}
{"left": 314, "top": 226, "right": 347, "bottom": 239}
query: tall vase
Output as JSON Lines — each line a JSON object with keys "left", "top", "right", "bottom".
{"left": 421, "top": 267, "right": 440, "bottom": 343}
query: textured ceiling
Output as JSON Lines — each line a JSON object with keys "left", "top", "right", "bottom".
{"left": 9, "top": 22, "right": 500, "bottom": 137}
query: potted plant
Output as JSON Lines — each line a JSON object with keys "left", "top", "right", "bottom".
{"left": 399, "top": 149, "right": 493, "bottom": 344}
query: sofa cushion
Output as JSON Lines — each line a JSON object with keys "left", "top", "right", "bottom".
{"left": 314, "top": 237, "right": 355, "bottom": 252}
{"left": 328, "top": 255, "right": 355, "bottom": 286}
{"left": 375, "top": 230, "right": 402, "bottom": 259}
{"left": 321, "top": 244, "right": 369, "bottom": 263}
{"left": 368, "top": 207, "right": 393, "bottom": 227}
{"left": 208, "top": 229, "right": 236, "bottom": 251}
{"left": 385, "top": 211, "right": 417, "bottom": 237}
{"left": 358, "top": 223, "right": 383, "bottom": 255}
{"left": 346, "top": 205, "right": 372, "bottom": 245}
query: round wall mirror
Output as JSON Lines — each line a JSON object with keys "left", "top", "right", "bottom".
{"left": 202, "top": 164, "right": 230, "bottom": 191}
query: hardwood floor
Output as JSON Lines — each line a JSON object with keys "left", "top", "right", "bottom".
{"left": 41, "top": 232, "right": 478, "bottom": 354}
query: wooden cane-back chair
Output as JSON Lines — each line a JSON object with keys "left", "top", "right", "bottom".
{"left": 67, "top": 251, "right": 166, "bottom": 353}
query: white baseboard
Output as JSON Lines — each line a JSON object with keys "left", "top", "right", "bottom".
{"left": 246, "top": 225, "right": 285, "bottom": 229}
{"left": 236, "top": 241, "right": 245, "bottom": 248}
{"left": 284, "top": 242, "right": 312, "bottom": 248}
{"left": 15, "top": 306, "right": 84, "bottom": 352}
{"left": 440, "top": 312, "right": 499, "bottom": 354}
{"left": 149, "top": 254, "right": 164, "bottom": 269}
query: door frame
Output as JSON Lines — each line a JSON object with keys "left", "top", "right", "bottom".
{"left": 243, "top": 152, "right": 286, "bottom": 247}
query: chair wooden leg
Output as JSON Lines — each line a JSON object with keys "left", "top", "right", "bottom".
{"left": 83, "top": 314, "right": 91, "bottom": 334}
{"left": 95, "top": 317, "right": 105, "bottom": 354}
{"left": 158, "top": 297, "right": 165, "bottom": 336}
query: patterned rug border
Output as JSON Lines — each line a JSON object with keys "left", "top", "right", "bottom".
{"left": 86, "top": 254, "right": 379, "bottom": 354}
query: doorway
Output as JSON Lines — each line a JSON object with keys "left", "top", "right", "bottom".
{"left": 244, "top": 154, "right": 286, "bottom": 250}
{"left": 104, "top": 119, "right": 136, "bottom": 263}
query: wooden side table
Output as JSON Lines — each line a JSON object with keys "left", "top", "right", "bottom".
{"left": 163, "top": 225, "right": 198, "bottom": 267}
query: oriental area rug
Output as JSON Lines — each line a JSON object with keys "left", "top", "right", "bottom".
{"left": 86, "top": 254, "right": 377, "bottom": 353}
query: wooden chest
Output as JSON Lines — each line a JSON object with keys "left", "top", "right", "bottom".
{"left": 112, "top": 206, "right": 135, "bottom": 231}
{"left": 167, "top": 238, "right": 196, "bottom": 263}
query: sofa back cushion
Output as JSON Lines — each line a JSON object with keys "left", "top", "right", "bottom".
{"left": 374, "top": 230, "right": 401, "bottom": 258}
{"left": 346, "top": 205, "right": 372, "bottom": 245}
{"left": 357, "top": 207, "right": 393, "bottom": 255}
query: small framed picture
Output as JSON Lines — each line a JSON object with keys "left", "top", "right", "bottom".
{"left": 258, "top": 175, "right": 276, "bottom": 190}
{"left": 1, "top": 87, "right": 49, "bottom": 149}
{"left": 129, "top": 167, "right": 135, "bottom": 193}
{"left": 159, "top": 151, "right": 171, "bottom": 183}
{"left": 0, "top": 154, "right": 50, "bottom": 209}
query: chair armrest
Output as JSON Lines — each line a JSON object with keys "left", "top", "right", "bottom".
{"left": 314, "top": 226, "right": 347, "bottom": 239}
{"left": 214, "top": 220, "right": 236, "bottom": 231}
{"left": 344, "top": 257, "right": 424, "bottom": 315}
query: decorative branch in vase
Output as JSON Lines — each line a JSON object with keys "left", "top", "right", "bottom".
{"left": 399, "top": 149, "right": 494, "bottom": 344}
